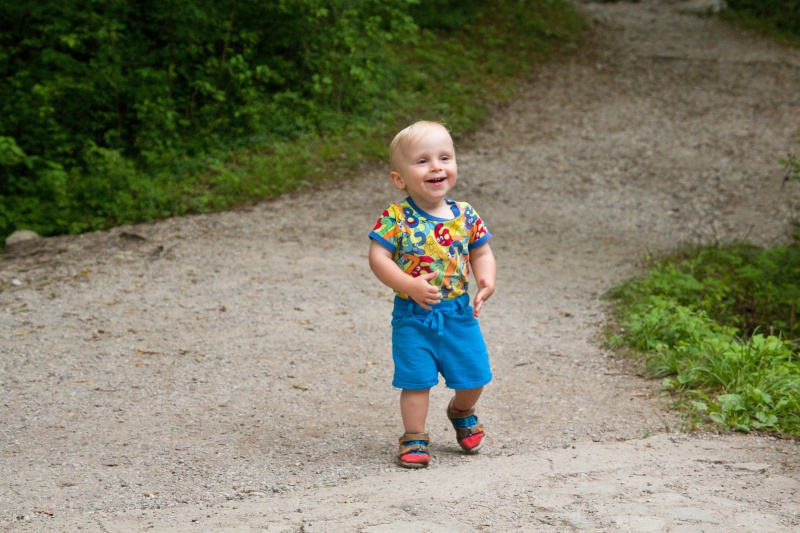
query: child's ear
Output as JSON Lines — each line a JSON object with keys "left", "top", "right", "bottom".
{"left": 389, "top": 171, "right": 405, "bottom": 190}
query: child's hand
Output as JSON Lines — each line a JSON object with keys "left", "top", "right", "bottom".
{"left": 407, "top": 271, "right": 442, "bottom": 310}
{"left": 473, "top": 278, "right": 495, "bottom": 318}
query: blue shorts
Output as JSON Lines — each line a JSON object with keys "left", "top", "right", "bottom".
{"left": 391, "top": 294, "right": 492, "bottom": 390}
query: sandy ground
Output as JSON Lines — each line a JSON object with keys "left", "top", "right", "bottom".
{"left": 2, "top": 0, "right": 800, "bottom": 531}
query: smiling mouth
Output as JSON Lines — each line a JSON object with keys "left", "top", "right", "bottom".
{"left": 427, "top": 177, "right": 446, "bottom": 183}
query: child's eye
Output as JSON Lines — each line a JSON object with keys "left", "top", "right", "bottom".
{"left": 416, "top": 159, "right": 427, "bottom": 165}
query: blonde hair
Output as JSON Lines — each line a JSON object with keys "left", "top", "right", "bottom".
{"left": 389, "top": 120, "right": 451, "bottom": 171}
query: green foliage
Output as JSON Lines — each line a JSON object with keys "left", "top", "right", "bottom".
{"left": 726, "top": 0, "right": 800, "bottom": 37}
{"left": 606, "top": 242, "right": 800, "bottom": 437}
{"left": 0, "top": 0, "right": 583, "bottom": 243}
{"left": 781, "top": 137, "right": 800, "bottom": 182}
{"left": 612, "top": 243, "right": 800, "bottom": 341}
{"left": 409, "top": 0, "right": 482, "bottom": 31}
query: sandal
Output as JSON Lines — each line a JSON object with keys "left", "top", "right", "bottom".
{"left": 446, "top": 399, "right": 485, "bottom": 454}
{"left": 397, "top": 432, "right": 431, "bottom": 468}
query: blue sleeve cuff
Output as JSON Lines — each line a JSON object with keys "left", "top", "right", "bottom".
{"left": 368, "top": 232, "right": 396, "bottom": 253}
{"left": 469, "top": 231, "right": 492, "bottom": 249}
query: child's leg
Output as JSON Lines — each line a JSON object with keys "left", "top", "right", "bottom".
{"left": 397, "top": 388, "right": 431, "bottom": 467}
{"left": 447, "top": 386, "right": 486, "bottom": 453}
{"left": 400, "top": 388, "right": 430, "bottom": 433}
{"left": 452, "top": 386, "right": 483, "bottom": 411}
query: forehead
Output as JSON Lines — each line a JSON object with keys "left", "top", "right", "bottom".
{"left": 390, "top": 122, "right": 455, "bottom": 169}
{"left": 400, "top": 125, "right": 453, "bottom": 153}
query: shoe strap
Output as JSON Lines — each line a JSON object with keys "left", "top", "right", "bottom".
{"left": 399, "top": 432, "right": 430, "bottom": 444}
{"left": 455, "top": 423, "right": 484, "bottom": 439}
{"left": 447, "top": 401, "right": 475, "bottom": 419}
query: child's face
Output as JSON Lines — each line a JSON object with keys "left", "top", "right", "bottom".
{"left": 390, "top": 126, "right": 457, "bottom": 211}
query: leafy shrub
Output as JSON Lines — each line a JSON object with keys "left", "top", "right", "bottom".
{"left": 0, "top": 0, "right": 583, "bottom": 243}
{"left": 614, "top": 243, "right": 800, "bottom": 341}
{"left": 726, "top": 0, "right": 800, "bottom": 36}
{"left": 606, "top": 241, "right": 800, "bottom": 436}
{"left": 782, "top": 137, "right": 800, "bottom": 182}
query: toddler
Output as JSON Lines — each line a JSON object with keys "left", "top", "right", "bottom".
{"left": 368, "top": 120, "right": 497, "bottom": 468}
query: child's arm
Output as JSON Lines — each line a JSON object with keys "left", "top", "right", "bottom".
{"left": 368, "top": 240, "right": 441, "bottom": 310}
{"left": 469, "top": 243, "right": 496, "bottom": 318}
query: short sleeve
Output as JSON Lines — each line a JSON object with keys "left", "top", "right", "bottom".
{"left": 368, "top": 204, "right": 400, "bottom": 253}
{"left": 463, "top": 203, "right": 491, "bottom": 249}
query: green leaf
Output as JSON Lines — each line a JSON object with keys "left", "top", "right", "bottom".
{"left": 717, "top": 394, "right": 746, "bottom": 413}
{"left": 709, "top": 412, "right": 726, "bottom": 424}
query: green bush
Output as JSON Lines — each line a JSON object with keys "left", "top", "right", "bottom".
{"left": 782, "top": 137, "right": 800, "bottom": 182}
{"left": 726, "top": 0, "right": 800, "bottom": 36}
{"left": 614, "top": 243, "right": 800, "bottom": 341}
{"left": 722, "top": 1, "right": 800, "bottom": 47}
{"left": 0, "top": 0, "right": 583, "bottom": 243}
{"left": 606, "top": 242, "right": 800, "bottom": 436}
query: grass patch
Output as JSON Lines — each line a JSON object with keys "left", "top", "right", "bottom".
{"left": 719, "top": 8, "right": 800, "bottom": 48}
{"left": 604, "top": 241, "right": 800, "bottom": 437}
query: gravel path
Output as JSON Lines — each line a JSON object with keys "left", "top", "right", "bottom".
{"left": 2, "top": 1, "right": 800, "bottom": 531}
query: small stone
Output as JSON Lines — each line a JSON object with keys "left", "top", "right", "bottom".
{"left": 731, "top": 463, "right": 770, "bottom": 473}
{"left": 5, "top": 229, "right": 41, "bottom": 247}
{"left": 678, "top": 0, "right": 728, "bottom": 15}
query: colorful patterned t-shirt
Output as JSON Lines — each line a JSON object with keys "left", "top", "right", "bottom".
{"left": 369, "top": 197, "right": 491, "bottom": 301}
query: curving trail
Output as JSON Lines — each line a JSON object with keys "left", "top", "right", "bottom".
{"left": 2, "top": 1, "right": 800, "bottom": 531}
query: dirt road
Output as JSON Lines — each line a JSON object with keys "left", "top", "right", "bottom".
{"left": 2, "top": 1, "right": 799, "bottom": 531}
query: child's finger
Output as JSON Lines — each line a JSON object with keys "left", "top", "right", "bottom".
{"left": 421, "top": 271, "right": 438, "bottom": 282}
{"left": 473, "top": 287, "right": 491, "bottom": 317}
{"left": 473, "top": 293, "right": 482, "bottom": 311}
